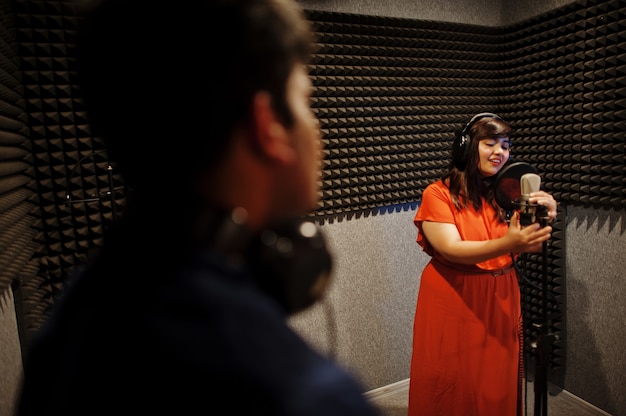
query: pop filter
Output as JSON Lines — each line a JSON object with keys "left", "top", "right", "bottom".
{"left": 493, "top": 162, "right": 538, "bottom": 211}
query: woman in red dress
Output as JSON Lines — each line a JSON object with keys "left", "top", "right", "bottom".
{"left": 408, "top": 113, "right": 558, "bottom": 416}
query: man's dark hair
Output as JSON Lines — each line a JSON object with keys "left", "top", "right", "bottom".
{"left": 75, "top": 0, "right": 315, "bottom": 194}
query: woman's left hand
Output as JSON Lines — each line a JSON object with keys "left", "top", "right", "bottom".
{"left": 529, "top": 191, "right": 558, "bottom": 222}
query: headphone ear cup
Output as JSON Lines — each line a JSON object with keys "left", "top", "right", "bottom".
{"left": 250, "top": 219, "right": 333, "bottom": 315}
{"left": 452, "top": 130, "right": 470, "bottom": 170}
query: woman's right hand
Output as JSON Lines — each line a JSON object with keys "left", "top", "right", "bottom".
{"left": 507, "top": 211, "right": 552, "bottom": 253}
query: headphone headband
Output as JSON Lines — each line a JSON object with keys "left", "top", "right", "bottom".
{"left": 459, "top": 113, "right": 501, "bottom": 137}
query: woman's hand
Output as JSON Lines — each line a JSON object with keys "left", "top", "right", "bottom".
{"left": 506, "top": 211, "right": 552, "bottom": 253}
{"left": 529, "top": 191, "right": 558, "bottom": 222}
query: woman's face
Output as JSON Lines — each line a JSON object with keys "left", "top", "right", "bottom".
{"left": 477, "top": 137, "right": 510, "bottom": 177}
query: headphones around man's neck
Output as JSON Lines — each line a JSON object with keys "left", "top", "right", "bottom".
{"left": 208, "top": 208, "right": 333, "bottom": 315}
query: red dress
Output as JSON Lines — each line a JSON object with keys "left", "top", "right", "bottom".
{"left": 408, "top": 180, "right": 524, "bottom": 416}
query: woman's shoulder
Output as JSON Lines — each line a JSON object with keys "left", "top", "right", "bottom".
{"left": 423, "top": 179, "right": 449, "bottom": 196}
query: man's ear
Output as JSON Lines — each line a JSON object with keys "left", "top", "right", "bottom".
{"left": 250, "top": 92, "right": 294, "bottom": 164}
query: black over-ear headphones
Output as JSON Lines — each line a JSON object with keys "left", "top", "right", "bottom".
{"left": 452, "top": 112, "right": 502, "bottom": 170}
{"left": 209, "top": 208, "right": 333, "bottom": 316}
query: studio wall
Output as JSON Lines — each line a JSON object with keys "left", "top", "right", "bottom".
{"left": 290, "top": 1, "right": 625, "bottom": 414}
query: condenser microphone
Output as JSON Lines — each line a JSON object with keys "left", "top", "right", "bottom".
{"left": 519, "top": 173, "right": 541, "bottom": 226}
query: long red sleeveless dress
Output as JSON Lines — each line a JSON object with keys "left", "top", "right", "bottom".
{"left": 408, "top": 180, "right": 524, "bottom": 416}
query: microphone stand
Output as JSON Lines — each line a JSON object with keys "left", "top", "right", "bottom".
{"left": 492, "top": 161, "right": 560, "bottom": 415}
{"left": 532, "top": 206, "right": 557, "bottom": 416}
{"left": 106, "top": 163, "right": 117, "bottom": 222}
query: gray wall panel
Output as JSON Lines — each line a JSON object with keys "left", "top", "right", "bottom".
{"left": 290, "top": 205, "right": 427, "bottom": 390}
{"left": 0, "top": 288, "right": 22, "bottom": 416}
{"left": 298, "top": 0, "right": 577, "bottom": 26}
{"left": 565, "top": 206, "right": 626, "bottom": 414}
